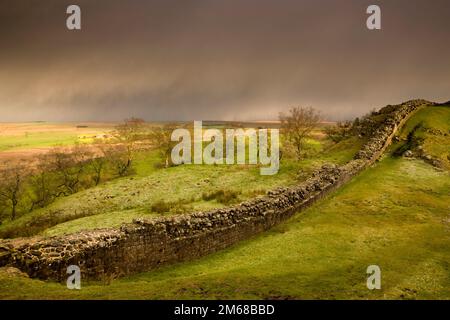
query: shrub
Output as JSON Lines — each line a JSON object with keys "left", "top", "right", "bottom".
{"left": 202, "top": 189, "right": 240, "bottom": 205}
{"left": 150, "top": 200, "right": 172, "bottom": 214}
{"left": 393, "top": 122, "right": 424, "bottom": 156}
{"left": 325, "top": 121, "right": 353, "bottom": 143}
{"left": 150, "top": 199, "right": 194, "bottom": 215}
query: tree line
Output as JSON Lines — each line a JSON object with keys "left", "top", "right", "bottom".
{"left": 0, "top": 106, "right": 361, "bottom": 222}
{"left": 0, "top": 118, "right": 158, "bottom": 222}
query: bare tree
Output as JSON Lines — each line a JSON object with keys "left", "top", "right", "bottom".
{"left": 48, "top": 144, "right": 93, "bottom": 195}
{"left": 28, "top": 154, "right": 56, "bottom": 211}
{"left": 89, "top": 142, "right": 110, "bottom": 185}
{"left": 110, "top": 117, "right": 147, "bottom": 174}
{"left": 279, "top": 106, "right": 321, "bottom": 159}
{"left": 103, "top": 143, "right": 135, "bottom": 177}
{"left": 90, "top": 157, "right": 106, "bottom": 185}
{"left": 148, "top": 123, "right": 181, "bottom": 168}
{"left": 0, "top": 161, "right": 29, "bottom": 220}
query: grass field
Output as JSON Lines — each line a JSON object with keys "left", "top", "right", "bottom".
{"left": 0, "top": 122, "right": 115, "bottom": 152}
{"left": 396, "top": 106, "right": 450, "bottom": 169}
{"left": 0, "top": 106, "right": 448, "bottom": 299}
{"left": 1, "top": 156, "right": 448, "bottom": 299}
{"left": 0, "top": 133, "right": 363, "bottom": 238}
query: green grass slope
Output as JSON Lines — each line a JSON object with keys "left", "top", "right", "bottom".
{"left": 394, "top": 105, "right": 450, "bottom": 169}
{"left": 0, "top": 157, "right": 448, "bottom": 299}
{"left": 0, "top": 137, "right": 363, "bottom": 238}
{"left": 0, "top": 106, "right": 448, "bottom": 299}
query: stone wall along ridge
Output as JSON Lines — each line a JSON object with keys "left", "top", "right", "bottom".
{"left": 0, "top": 99, "right": 434, "bottom": 281}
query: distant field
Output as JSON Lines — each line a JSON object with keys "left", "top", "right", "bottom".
{"left": 0, "top": 122, "right": 116, "bottom": 165}
{"left": 0, "top": 122, "right": 115, "bottom": 150}
{"left": 0, "top": 120, "right": 324, "bottom": 158}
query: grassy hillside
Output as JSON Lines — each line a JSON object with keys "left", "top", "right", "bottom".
{"left": 0, "top": 106, "right": 448, "bottom": 299}
{"left": 1, "top": 156, "right": 448, "bottom": 299}
{"left": 394, "top": 106, "right": 450, "bottom": 169}
{"left": 0, "top": 136, "right": 363, "bottom": 238}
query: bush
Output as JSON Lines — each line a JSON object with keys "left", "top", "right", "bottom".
{"left": 202, "top": 189, "right": 240, "bottom": 205}
{"left": 325, "top": 121, "right": 353, "bottom": 143}
{"left": 150, "top": 200, "right": 172, "bottom": 214}
{"left": 150, "top": 199, "right": 194, "bottom": 215}
{"left": 393, "top": 122, "right": 424, "bottom": 157}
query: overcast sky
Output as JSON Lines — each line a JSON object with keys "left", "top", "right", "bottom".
{"left": 0, "top": 0, "right": 449, "bottom": 121}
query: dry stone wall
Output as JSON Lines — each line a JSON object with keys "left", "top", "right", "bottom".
{"left": 0, "top": 100, "right": 433, "bottom": 281}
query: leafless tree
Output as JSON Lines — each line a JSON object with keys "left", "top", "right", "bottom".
{"left": 48, "top": 144, "right": 93, "bottom": 195}
{"left": 0, "top": 160, "right": 29, "bottom": 220}
{"left": 110, "top": 117, "right": 147, "bottom": 174}
{"left": 89, "top": 142, "right": 110, "bottom": 185}
{"left": 279, "top": 106, "right": 321, "bottom": 159}
{"left": 148, "top": 123, "right": 182, "bottom": 168}
{"left": 90, "top": 157, "right": 106, "bottom": 185}
{"left": 28, "top": 154, "right": 56, "bottom": 211}
{"left": 102, "top": 143, "right": 135, "bottom": 176}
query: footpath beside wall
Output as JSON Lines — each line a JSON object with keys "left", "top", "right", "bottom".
{"left": 0, "top": 100, "right": 433, "bottom": 281}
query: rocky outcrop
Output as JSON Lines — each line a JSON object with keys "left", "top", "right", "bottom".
{"left": 0, "top": 99, "right": 434, "bottom": 281}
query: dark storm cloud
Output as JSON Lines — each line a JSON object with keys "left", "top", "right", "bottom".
{"left": 0, "top": 0, "right": 449, "bottom": 121}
